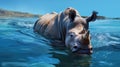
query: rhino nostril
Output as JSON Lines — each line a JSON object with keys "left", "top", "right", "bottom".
{"left": 73, "top": 46, "right": 78, "bottom": 49}
{"left": 90, "top": 48, "right": 93, "bottom": 50}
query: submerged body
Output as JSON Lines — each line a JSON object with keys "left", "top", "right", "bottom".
{"left": 34, "top": 7, "right": 97, "bottom": 54}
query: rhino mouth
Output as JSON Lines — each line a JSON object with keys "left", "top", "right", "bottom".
{"left": 72, "top": 48, "right": 93, "bottom": 55}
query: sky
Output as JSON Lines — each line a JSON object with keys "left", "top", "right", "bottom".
{"left": 0, "top": 0, "right": 120, "bottom": 17}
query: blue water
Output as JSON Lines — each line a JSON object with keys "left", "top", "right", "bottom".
{"left": 0, "top": 18, "right": 120, "bottom": 67}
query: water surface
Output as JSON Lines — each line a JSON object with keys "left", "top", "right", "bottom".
{"left": 0, "top": 18, "right": 120, "bottom": 67}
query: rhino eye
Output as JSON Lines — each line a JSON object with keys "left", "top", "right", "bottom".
{"left": 70, "top": 34, "right": 74, "bottom": 37}
{"left": 69, "top": 32, "right": 75, "bottom": 37}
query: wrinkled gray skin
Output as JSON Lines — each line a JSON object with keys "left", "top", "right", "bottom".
{"left": 34, "top": 7, "right": 97, "bottom": 54}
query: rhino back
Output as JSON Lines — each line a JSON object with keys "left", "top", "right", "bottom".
{"left": 33, "top": 13, "right": 61, "bottom": 39}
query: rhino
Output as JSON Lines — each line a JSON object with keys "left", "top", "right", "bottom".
{"left": 33, "top": 7, "right": 98, "bottom": 55}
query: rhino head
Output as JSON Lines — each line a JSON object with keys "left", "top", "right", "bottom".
{"left": 64, "top": 8, "right": 98, "bottom": 55}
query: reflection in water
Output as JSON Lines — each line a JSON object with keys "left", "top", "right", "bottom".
{"left": 54, "top": 53, "right": 91, "bottom": 67}
{"left": 50, "top": 41, "right": 92, "bottom": 67}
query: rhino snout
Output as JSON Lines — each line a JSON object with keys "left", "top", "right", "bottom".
{"left": 71, "top": 44, "right": 93, "bottom": 55}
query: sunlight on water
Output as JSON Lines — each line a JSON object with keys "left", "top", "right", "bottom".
{"left": 0, "top": 18, "right": 120, "bottom": 67}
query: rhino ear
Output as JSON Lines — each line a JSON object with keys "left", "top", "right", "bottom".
{"left": 86, "top": 11, "right": 98, "bottom": 23}
{"left": 69, "top": 9, "right": 76, "bottom": 22}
